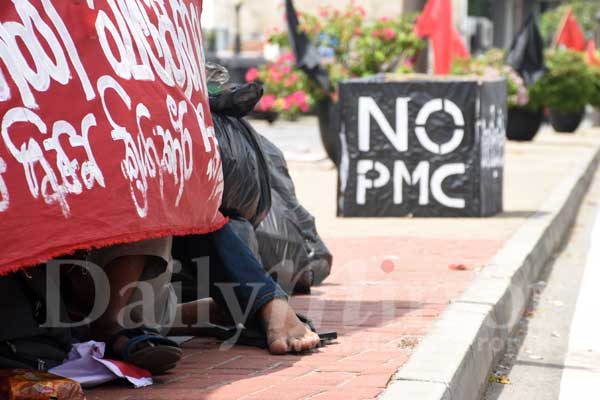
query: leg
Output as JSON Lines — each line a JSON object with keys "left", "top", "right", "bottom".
{"left": 173, "top": 224, "right": 320, "bottom": 354}
{"left": 212, "top": 225, "right": 320, "bottom": 354}
{"left": 86, "top": 238, "right": 182, "bottom": 373}
{"left": 92, "top": 255, "right": 145, "bottom": 342}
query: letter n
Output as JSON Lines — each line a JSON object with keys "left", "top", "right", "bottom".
{"left": 358, "top": 97, "right": 409, "bottom": 152}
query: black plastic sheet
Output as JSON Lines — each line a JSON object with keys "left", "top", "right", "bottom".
{"left": 256, "top": 136, "right": 333, "bottom": 293}
{"left": 506, "top": 15, "right": 546, "bottom": 86}
{"left": 285, "top": 0, "right": 330, "bottom": 90}
{"left": 338, "top": 76, "right": 506, "bottom": 218}
{"left": 213, "top": 114, "right": 271, "bottom": 227}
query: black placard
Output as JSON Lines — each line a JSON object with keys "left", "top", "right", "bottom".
{"left": 337, "top": 76, "right": 506, "bottom": 217}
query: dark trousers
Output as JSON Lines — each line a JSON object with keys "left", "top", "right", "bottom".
{"left": 172, "top": 223, "right": 287, "bottom": 323}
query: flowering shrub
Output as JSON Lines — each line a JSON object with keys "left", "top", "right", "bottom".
{"left": 452, "top": 49, "right": 530, "bottom": 108}
{"left": 249, "top": 2, "right": 424, "bottom": 119}
{"left": 353, "top": 15, "right": 422, "bottom": 76}
{"left": 245, "top": 53, "right": 315, "bottom": 119}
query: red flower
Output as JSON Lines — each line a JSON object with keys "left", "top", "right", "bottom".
{"left": 245, "top": 67, "right": 259, "bottom": 82}
{"left": 270, "top": 72, "right": 282, "bottom": 83}
{"left": 372, "top": 27, "right": 396, "bottom": 41}
{"left": 285, "top": 74, "right": 299, "bottom": 87}
{"left": 381, "top": 27, "right": 396, "bottom": 41}
{"left": 280, "top": 65, "right": 292, "bottom": 75}
{"left": 290, "top": 91, "right": 309, "bottom": 112}
{"left": 257, "top": 95, "right": 276, "bottom": 112}
{"left": 278, "top": 53, "right": 295, "bottom": 63}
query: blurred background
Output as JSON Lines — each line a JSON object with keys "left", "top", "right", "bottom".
{"left": 201, "top": 0, "right": 599, "bottom": 81}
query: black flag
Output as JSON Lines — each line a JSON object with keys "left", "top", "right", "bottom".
{"left": 506, "top": 14, "right": 546, "bottom": 86}
{"left": 285, "top": 0, "right": 330, "bottom": 91}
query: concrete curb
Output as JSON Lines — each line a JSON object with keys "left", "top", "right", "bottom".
{"left": 380, "top": 143, "right": 600, "bottom": 400}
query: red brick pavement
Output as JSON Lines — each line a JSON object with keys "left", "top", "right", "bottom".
{"left": 89, "top": 235, "right": 503, "bottom": 400}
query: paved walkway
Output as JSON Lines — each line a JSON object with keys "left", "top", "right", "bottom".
{"left": 89, "top": 125, "right": 600, "bottom": 400}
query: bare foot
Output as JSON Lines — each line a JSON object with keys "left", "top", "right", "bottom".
{"left": 259, "top": 298, "right": 320, "bottom": 355}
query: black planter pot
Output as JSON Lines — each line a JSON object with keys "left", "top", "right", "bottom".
{"left": 549, "top": 109, "right": 585, "bottom": 133}
{"left": 316, "top": 100, "right": 341, "bottom": 166}
{"left": 506, "top": 107, "right": 544, "bottom": 141}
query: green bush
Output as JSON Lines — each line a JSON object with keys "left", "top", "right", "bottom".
{"left": 529, "top": 49, "right": 593, "bottom": 113}
{"left": 589, "top": 66, "right": 600, "bottom": 109}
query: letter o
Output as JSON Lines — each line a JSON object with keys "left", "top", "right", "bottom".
{"left": 415, "top": 99, "right": 465, "bottom": 155}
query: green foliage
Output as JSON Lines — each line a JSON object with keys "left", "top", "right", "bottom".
{"left": 452, "top": 49, "right": 531, "bottom": 108}
{"left": 589, "top": 66, "right": 600, "bottom": 109}
{"left": 468, "top": 0, "right": 488, "bottom": 17}
{"left": 529, "top": 49, "right": 593, "bottom": 112}
{"left": 539, "top": 1, "right": 599, "bottom": 42}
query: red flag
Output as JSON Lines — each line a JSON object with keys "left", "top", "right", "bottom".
{"left": 555, "top": 9, "right": 586, "bottom": 52}
{"left": 587, "top": 40, "right": 600, "bottom": 67}
{"left": 415, "top": 0, "right": 469, "bottom": 74}
{"left": 0, "top": 2, "right": 227, "bottom": 274}
{"left": 452, "top": 28, "right": 470, "bottom": 60}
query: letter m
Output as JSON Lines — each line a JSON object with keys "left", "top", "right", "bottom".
{"left": 394, "top": 161, "right": 430, "bottom": 205}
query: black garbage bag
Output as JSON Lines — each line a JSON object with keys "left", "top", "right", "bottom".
{"left": 255, "top": 190, "right": 312, "bottom": 294}
{"left": 213, "top": 114, "right": 271, "bottom": 227}
{"left": 256, "top": 136, "right": 333, "bottom": 293}
{"left": 209, "top": 82, "right": 264, "bottom": 118}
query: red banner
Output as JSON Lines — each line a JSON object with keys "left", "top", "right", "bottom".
{"left": 0, "top": 1, "right": 226, "bottom": 274}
